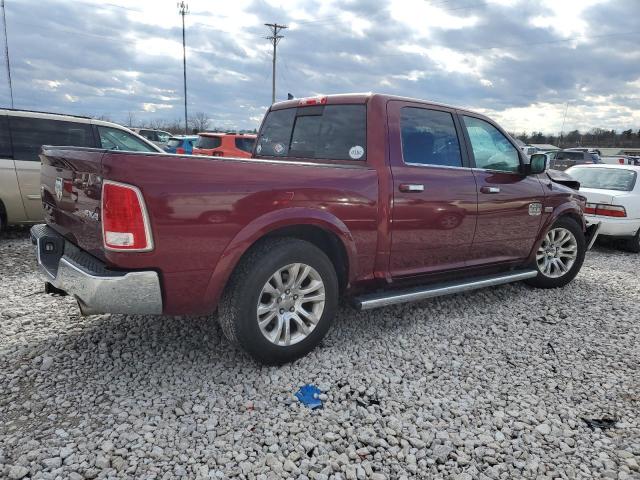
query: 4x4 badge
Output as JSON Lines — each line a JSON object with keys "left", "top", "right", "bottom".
{"left": 528, "top": 202, "right": 542, "bottom": 216}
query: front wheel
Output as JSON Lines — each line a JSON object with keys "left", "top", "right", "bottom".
{"left": 218, "top": 238, "right": 338, "bottom": 365}
{"left": 525, "top": 217, "right": 586, "bottom": 289}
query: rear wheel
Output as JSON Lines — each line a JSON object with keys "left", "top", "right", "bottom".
{"left": 526, "top": 216, "right": 586, "bottom": 288}
{"left": 218, "top": 238, "right": 338, "bottom": 365}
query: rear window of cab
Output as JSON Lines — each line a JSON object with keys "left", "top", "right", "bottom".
{"left": 256, "top": 104, "right": 366, "bottom": 161}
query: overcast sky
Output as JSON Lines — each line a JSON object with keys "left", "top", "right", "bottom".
{"left": 2, "top": 0, "right": 639, "bottom": 133}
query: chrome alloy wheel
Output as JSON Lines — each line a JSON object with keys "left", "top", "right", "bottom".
{"left": 536, "top": 227, "right": 578, "bottom": 278}
{"left": 257, "top": 263, "right": 326, "bottom": 346}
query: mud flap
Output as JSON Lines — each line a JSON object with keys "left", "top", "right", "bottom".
{"left": 585, "top": 222, "right": 601, "bottom": 251}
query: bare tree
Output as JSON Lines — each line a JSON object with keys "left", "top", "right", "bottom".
{"left": 189, "top": 112, "right": 210, "bottom": 133}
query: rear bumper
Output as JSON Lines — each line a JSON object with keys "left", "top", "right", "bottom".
{"left": 30, "top": 224, "right": 163, "bottom": 315}
{"left": 585, "top": 215, "right": 640, "bottom": 238}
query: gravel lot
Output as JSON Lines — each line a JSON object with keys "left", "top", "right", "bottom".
{"left": 1, "top": 227, "right": 639, "bottom": 480}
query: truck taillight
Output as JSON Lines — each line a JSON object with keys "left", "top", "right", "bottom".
{"left": 585, "top": 202, "right": 627, "bottom": 218}
{"left": 176, "top": 147, "right": 185, "bottom": 154}
{"left": 102, "top": 181, "right": 153, "bottom": 251}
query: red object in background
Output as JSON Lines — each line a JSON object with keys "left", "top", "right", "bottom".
{"left": 192, "top": 133, "right": 256, "bottom": 158}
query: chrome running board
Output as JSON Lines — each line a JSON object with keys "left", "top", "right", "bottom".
{"left": 354, "top": 269, "right": 538, "bottom": 310}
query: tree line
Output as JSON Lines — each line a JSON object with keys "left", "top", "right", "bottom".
{"left": 93, "top": 111, "right": 258, "bottom": 135}
{"left": 509, "top": 128, "right": 640, "bottom": 148}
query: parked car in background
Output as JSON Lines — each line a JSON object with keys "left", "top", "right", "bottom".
{"left": 550, "top": 149, "right": 602, "bottom": 170}
{"left": 0, "top": 109, "right": 161, "bottom": 230}
{"left": 164, "top": 135, "right": 199, "bottom": 154}
{"left": 192, "top": 132, "right": 256, "bottom": 158}
{"left": 566, "top": 164, "right": 640, "bottom": 252}
{"left": 31, "top": 93, "right": 590, "bottom": 364}
{"left": 600, "top": 154, "right": 640, "bottom": 166}
{"left": 521, "top": 145, "right": 538, "bottom": 157}
{"left": 130, "top": 128, "right": 172, "bottom": 147}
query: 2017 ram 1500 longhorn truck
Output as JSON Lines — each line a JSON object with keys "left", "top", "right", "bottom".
{"left": 31, "top": 93, "right": 592, "bottom": 364}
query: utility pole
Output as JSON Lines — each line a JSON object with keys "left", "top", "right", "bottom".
{"left": 559, "top": 102, "right": 568, "bottom": 148}
{"left": 1, "top": 0, "right": 13, "bottom": 108}
{"left": 178, "top": 1, "right": 189, "bottom": 134}
{"left": 265, "top": 23, "right": 287, "bottom": 104}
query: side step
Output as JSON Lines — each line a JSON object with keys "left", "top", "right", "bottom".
{"left": 354, "top": 269, "right": 538, "bottom": 310}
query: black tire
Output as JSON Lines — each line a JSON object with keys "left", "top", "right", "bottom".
{"left": 525, "top": 216, "right": 586, "bottom": 289}
{"left": 625, "top": 229, "right": 640, "bottom": 253}
{"left": 218, "top": 237, "right": 339, "bottom": 365}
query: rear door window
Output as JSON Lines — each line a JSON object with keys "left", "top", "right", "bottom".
{"left": 257, "top": 104, "right": 367, "bottom": 161}
{"left": 400, "top": 107, "right": 463, "bottom": 167}
{"left": 97, "top": 126, "right": 157, "bottom": 152}
{"left": 196, "top": 136, "right": 222, "bottom": 149}
{"left": 0, "top": 115, "right": 12, "bottom": 158}
{"left": 235, "top": 137, "right": 255, "bottom": 153}
{"left": 9, "top": 116, "right": 94, "bottom": 161}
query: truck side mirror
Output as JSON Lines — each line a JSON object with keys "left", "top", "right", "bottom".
{"left": 529, "top": 154, "right": 548, "bottom": 174}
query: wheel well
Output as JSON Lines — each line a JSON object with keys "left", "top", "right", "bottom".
{"left": 256, "top": 225, "right": 350, "bottom": 292}
{"left": 560, "top": 212, "right": 584, "bottom": 231}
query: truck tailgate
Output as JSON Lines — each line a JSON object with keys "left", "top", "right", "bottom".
{"left": 40, "top": 147, "right": 107, "bottom": 261}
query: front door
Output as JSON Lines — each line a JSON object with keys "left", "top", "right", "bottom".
{"left": 388, "top": 102, "right": 478, "bottom": 277}
{"left": 460, "top": 114, "right": 546, "bottom": 265}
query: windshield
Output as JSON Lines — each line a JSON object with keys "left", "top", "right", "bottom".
{"left": 567, "top": 167, "right": 637, "bottom": 191}
{"left": 167, "top": 138, "right": 182, "bottom": 148}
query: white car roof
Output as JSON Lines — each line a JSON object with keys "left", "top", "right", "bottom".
{"left": 567, "top": 164, "right": 640, "bottom": 172}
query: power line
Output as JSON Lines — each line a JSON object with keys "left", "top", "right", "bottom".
{"left": 178, "top": 1, "right": 188, "bottom": 134}
{"left": 1, "top": 0, "right": 13, "bottom": 108}
{"left": 265, "top": 22, "right": 287, "bottom": 104}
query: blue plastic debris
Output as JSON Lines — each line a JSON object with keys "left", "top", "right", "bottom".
{"left": 295, "top": 384, "right": 323, "bottom": 409}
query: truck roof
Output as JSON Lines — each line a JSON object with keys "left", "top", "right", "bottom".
{"left": 270, "top": 92, "right": 484, "bottom": 118}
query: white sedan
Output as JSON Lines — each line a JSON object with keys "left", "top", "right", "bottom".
{"left": 565, "top": 164, "right": 640, "bottom": 252}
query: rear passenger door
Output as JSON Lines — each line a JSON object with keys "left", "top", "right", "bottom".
{"left": 9, "top": 115, "right": 95, "bottom": 220}
{"left": 388, "top": 101, "right": 478, "bottom": 277}
{"left": 460, "top": 114, "right": 545, "bottom": 265}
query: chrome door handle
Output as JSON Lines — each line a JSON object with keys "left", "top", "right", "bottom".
{"left": 480, "top": 186, "right": 500, "bottom": 194}
{"left": 399, "top": 183, "right": 424, "bottom": 192}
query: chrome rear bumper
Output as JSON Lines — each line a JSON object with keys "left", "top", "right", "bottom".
{"left": 31, "top": 224, "right": 162, "bottom": 315}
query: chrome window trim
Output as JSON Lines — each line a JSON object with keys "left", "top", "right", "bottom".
{"left": 404, "top": 162, "right": 473, "bottom": 171}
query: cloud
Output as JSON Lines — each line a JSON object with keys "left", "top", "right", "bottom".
{"left": 1, "top": 0, "right": 638, "bottom": 134}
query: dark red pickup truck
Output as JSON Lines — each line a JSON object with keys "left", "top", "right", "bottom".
{"left": 32, "top": 93, "right": 594, "bottom": 364}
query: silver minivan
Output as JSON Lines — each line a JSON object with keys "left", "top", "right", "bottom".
{"left": 0, "top": 109, "right": 161, "bottom": 230}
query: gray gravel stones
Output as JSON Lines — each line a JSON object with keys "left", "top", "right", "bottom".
{"left": 1, "top": 227, "right": 640, "bottom": 479}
